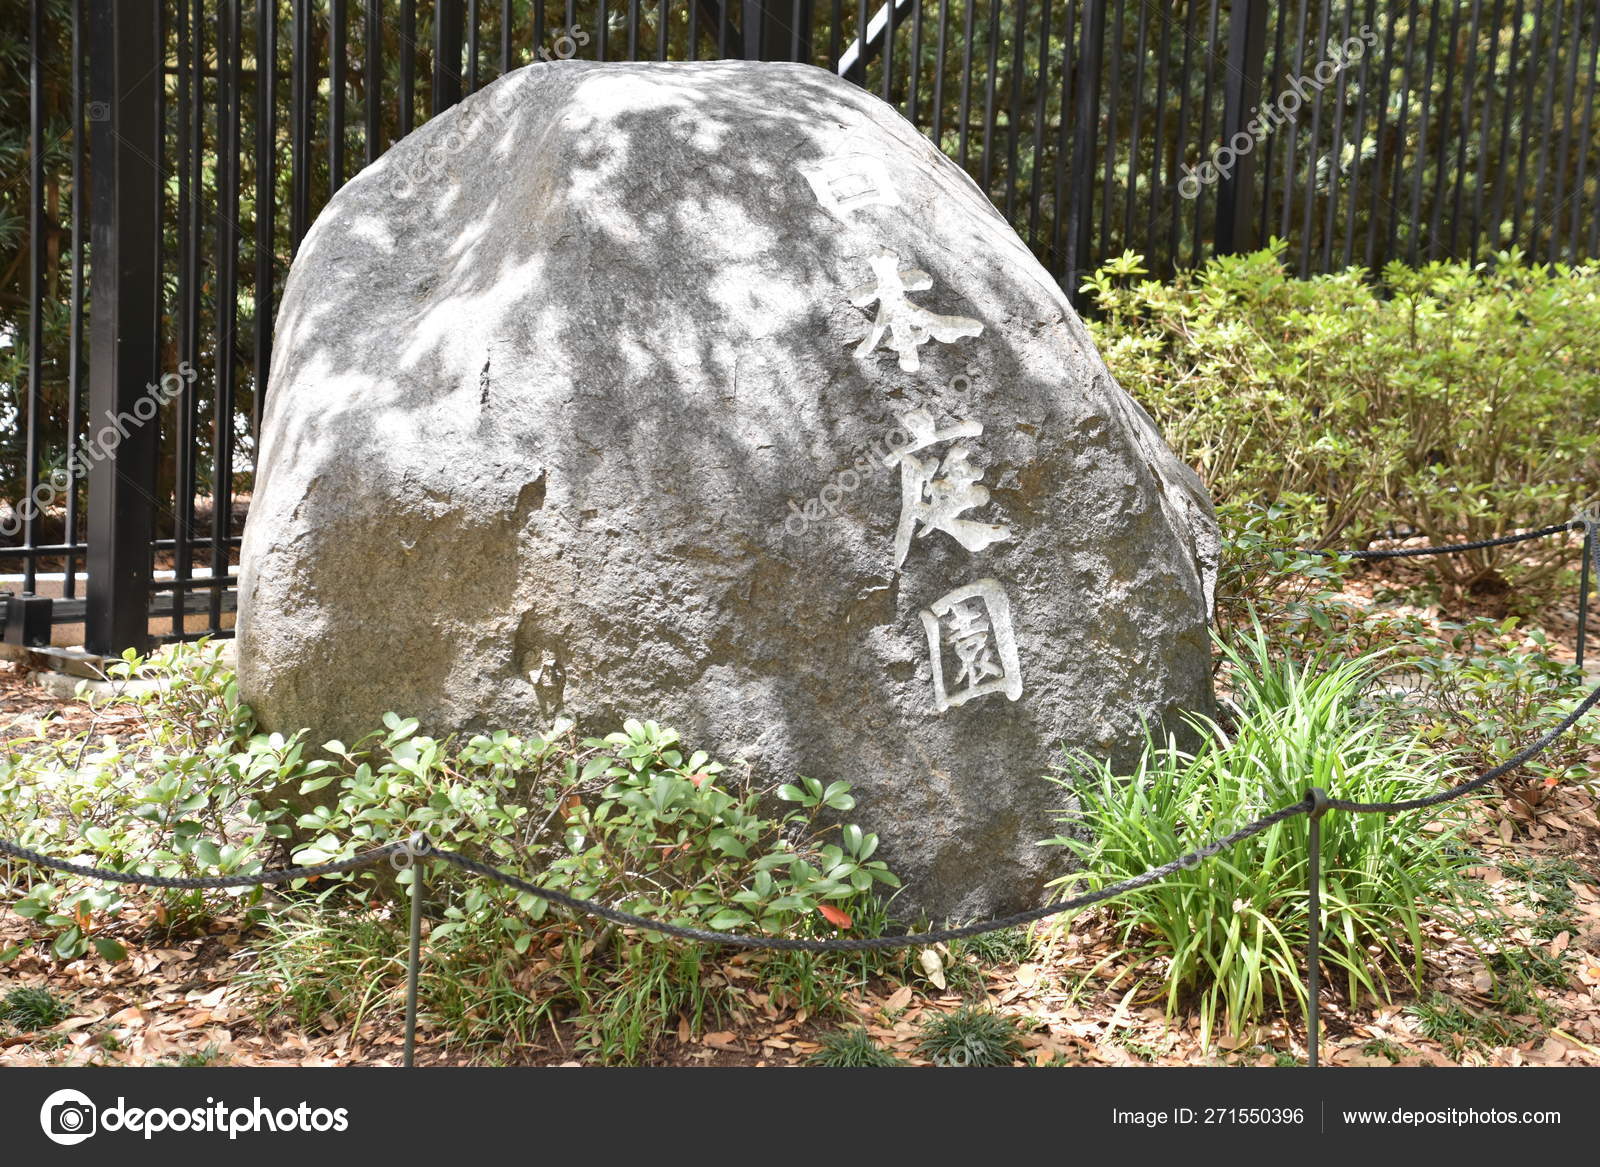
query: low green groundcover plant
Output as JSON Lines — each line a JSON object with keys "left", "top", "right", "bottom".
{"left": 914, "top": 1006, "right": 1026, "bottom": 1067}
{"left": 0, "top": 643, "right": 901, "bottom": 1064}
{"left": 1045, "top": 626, "right": 1493, "bottom": 1045}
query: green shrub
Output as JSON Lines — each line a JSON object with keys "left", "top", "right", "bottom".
{"left": 1044, "top": 625, "right": 1491, "bottom": 1044}
{"left": 0, "top": 643, "right": 306, "bottom": 959}
{"left": 1085, "top": 246, "right": 1600, "bottom": 602}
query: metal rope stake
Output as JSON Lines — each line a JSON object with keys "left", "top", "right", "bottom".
{"left": 402, "top": 833, "right": 430, "bottom": 1069}
{"left": 1304, "top": 788, "right": 1330, "bottom": 1069}
{"left": 1578, "top": 520, "right": 1593, "bottom": 671}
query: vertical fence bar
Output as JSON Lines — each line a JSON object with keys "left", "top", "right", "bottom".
{"left": 1321, "top": 0, "right": 1354, "bottom": 271}
{"left": 331, "top": 0, "right": 347, "bottom": 191}
{"left": 1065, "top": 0, "right": 1104, "bottom": 300}
{"left": 1216, "top": 0, "right": 1268, "bottom": 255}
{"left": 1404, "top": 0, "right": 1442, "bottom": 265}
{"left": 1297, "top": 0, "right": 1331, "bottom": 275}
{"left": 1528, "top": 0, "right": 1565, "bottom": 259}
{"left": 400, "top": 0, "right": 417, "bottom": 134}
{"left": 907, "top": 0, "right": 922, "bottom": 124}
{"left": 1027, "top": 0, "right": 1054, "bottom": 242}
{"left": 1446, "top": 0, "right": 1483, "bottom": 261}
{"left": 930, "top": 0, "right": 947, "bottom": 144}
{"left": 291, "top": 0, "right": 312, "bottom": 252}
{"left": 1549, "top": 0, "right": 1583, "bottom": 261}
{"left": 1257, "top": 2, "right": 1287, "bottom": 254}
{"left": 1572, "top": 13, "right": 1600, "bottom": 261}
{"left": 1469, "top": 0, "right": 1504, "bottom": 264}
{"left": 468, "top": 0, "right": 481, "bottom": 88}
{"left": 436, "top": 0, "right": 465, "bottom": 111}
{"left": 254, "top": 0, "right": 279, "bottom": 459}
{"left": 980, "top": 0, "right": 1001, "bottom": 197}
{"left": 1003, "top": 0, "right": 1027, "bottom": 220}
{"left": 957, "top": 0, "right": 973, "bottom": 168}
{"left": 179, "top": 0, "right": 205, "bottom": 617}
{"left": 502, "top": 0, "right": 514, "bottom": 72}
{"left": 213, "top": 0, "right": 242, "bottom": 633}
{"left": 1098, "top": 0, "right": 1124, "bottom": 264}
{"left": 1191, "top": 0, "right": 1219, "bottom": 268}
{"left": 1167, "top": 0, "right": 1198, "bottom": 273}
{"left": 883, "top": 0, "right": 896, "bottom": 100}
{"left": 23, "top": 0, "right": 46, "bottom": 597}
{"left": 86, "top": 0, "right": 162, "bottom": 655}
{"left": 1049, "top": 0, "right": 1077, "bottom": 276}
{"left": 1510, "top": 0, "right": 1546, "bottom": 253}
{"left": 331, "top": 0, "right": 348, "bottom": 191}
{"left": 65, "top": 0, "right": 87, "bottom": 600}
{"left": 1364, "top": 2, "right": 1398, "bottom": 269}
{"left": 367, "top": 0, "right": 383, "bottom": 163}
{"left": 1121, "top": 0, "right": 1148, "bottom": 250}
{"left": 1147, "top": 0, "right": 1173, "bottom": 267}
{"left": 1279, "top": 0, "right": 1310, "bottom": 243}
{"left": 172, "top": 0, "right": 192, "bottom": 639}
{"left": 1342, "top": 0, "right": 1377, "bottom": 269}
{"left": 1487, "top": 0, "right": 1524, "bottom": 255}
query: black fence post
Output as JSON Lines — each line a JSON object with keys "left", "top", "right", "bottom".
{"left": 1216, "top": 0, "right": 1268, "bottom": 255}
{"left": 434, "top": 0, "right": 465, "bottom": 113}
{"left": 743, "top": 0, "right": 812, "bottom": 61}
{"left": 85, "top": 0, "right": 162, "bottom": 657}
{"left": 1064, "top": 0, "right": 1105, "bottom": 302}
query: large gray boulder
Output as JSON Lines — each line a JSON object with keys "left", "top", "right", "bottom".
{"left": 238, "top": 59, "right": 1219, "bottom": 921}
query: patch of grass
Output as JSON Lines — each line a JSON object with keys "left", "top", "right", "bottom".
{"left": 1112, "top": 1034, "right": 1164, "bottom": 1062}
{"left": 166, "top": 1043, "right": 225, "bottom": 1067}
{"left": 1, "top": 986, "right": 70, "bottom": 1030}
{"left": 806, "top": 1026, "right": 904, "bottom": 1067}
{"left": 951, "top": 926, "right": 1036, "bottom": 967}
{"left": 1407, "top": 993, "right": 1532, "bottom": 1060}
{"left": 1361, "top": 1037, "right": 1405, "bottom": 1064}
{"left": 1500, "top": 857, "right": 1589, "bottom": 940}
{"left": 238, "top": 913, "right": 406, "bottom": 1035}
{"left": 1488, "top": 946, "right": 1569, "bottom": 992}
{"left": 914, "top": 1006, "right": 1025, "bottom": 1067}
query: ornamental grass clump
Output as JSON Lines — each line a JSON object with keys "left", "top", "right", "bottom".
{"left": 1045, "top": 626, "right": 1489, "bottom": 1044}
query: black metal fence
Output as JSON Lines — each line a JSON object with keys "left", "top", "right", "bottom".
{"left": 4, "top": 0, "right": 1599, "bottom": 656}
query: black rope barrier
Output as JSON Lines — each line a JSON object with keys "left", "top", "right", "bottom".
{"left": 1325, "top": 520, "right": 1585, "bottom": 560}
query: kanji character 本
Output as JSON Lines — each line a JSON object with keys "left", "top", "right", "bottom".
{"left": 848, "top": 249, "right": 983, "bottom": 373}
{"left": 919, "top": 579, "right": 1024, "bottom": 713}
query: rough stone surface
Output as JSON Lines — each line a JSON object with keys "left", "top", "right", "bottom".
{"left": 238, "top": 60, "right": 1220, "bottom": 921}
